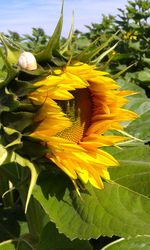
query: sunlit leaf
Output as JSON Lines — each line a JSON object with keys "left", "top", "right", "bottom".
{"left": 33, "top": 171, "right": 150, "bottom": 240}
{"left": 109, "top": 146, "right": 150, "bottom": 197}
{"left": 0, "top": 241, "right": 15, "bottom": 250}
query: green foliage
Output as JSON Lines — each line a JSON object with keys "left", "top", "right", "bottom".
{"left": 101, "top": 236, "right": 150, "bottom": 250}
{"left": 33, "top": 168, "right": 150, "bottom": 240}
{"left": 2, "top": 28, "right": 50, "bottom": 54}
{"left": 38, "top": 221, "right": 92, "bottom": 250}
{"left": 73, "top": 0, "right": 150, "bottom": 93}
{"left": 0, "top": 0, "right": 150, "bottom": 249}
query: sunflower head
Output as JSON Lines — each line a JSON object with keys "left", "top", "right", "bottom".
{"left": 0, "top": 13, "right": 137, "bottom": 192}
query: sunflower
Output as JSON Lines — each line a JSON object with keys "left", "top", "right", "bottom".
{"left": 29, "top": 62, "right": 137, "bottom": 189}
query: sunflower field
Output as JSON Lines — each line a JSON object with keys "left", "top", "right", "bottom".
{"left": 0, "top": 0, "right": 150, "bottom": 249}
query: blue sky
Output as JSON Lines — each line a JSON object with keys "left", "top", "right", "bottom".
{"left": 0, "top": 0, "right": 128, "bottom": 36}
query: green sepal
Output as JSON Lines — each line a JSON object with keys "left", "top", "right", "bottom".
{"left": 35, "top": 8, "right": 63, "bottom": 63}
{"left": 0, "top": 125, "right": 22, "bottom": 150}
{"left": 75, "top": 31, "right": 119, "bottom": 64}
{"left": 20, "top": 65, "right": 47, "bottom": 76}
{"left": 51, "top": 54, "right": 67, "bottom": 66}
{"left": 92, "top": 42, "right": 119, "bottom": 64}
{"left": 10, "top": 79, "right": 39, "bottom": 97}
{"left": 60, "top": 12, "right": 74, "bottom": 54}
{"left": 18, "top": 136, "right": 48, "bottom": 160}
{"left": 14, "top": 153, "right": 39, "bottom": 213}
{"left": 0, "top": 87, "right": 20, "bottom": 112}
{"left": 74, "top": 36, "right": 102, "bottom": 62}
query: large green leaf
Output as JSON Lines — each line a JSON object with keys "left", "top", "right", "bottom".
{"left": 109, "top": 146, "right": 150, "bottom": 174}
{"left": 0, "top": 241, "right": 15, "bottom": 250}
{"left": 33, "top": 171, "right": 150, "bottom": 240}
{"left": 101, "top": 236, "right": 150, "bottom": 250}
{"left": 118, "top": 74, "right": 146, "bottom": 97}
{"left": 38, "top": 221, "right": 92, "bottom": 250}
{"left": 108, "top": 146, "right": 150, "bottom": 197}
{"left": 125, "top": 97, "right": 150, "bottom": 115}
{"left": 125, "top": 110, "right": 150, "bottom": 141}
{"left": 138, "top": 68, "right": 150, "bottom": 84}
{"left": 121, "top": 94, "right": 150, "bottom": 142}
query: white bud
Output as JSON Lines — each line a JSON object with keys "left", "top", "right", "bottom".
{"left": 18, "top": 52, "right": 37, "bottom": 70}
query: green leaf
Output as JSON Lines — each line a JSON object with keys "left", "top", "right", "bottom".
{"left": 129, "top": 41, "right": 141, "bottom": 51}
{"left": 142, "top": 57, "right": 150, "bottom": 65}
{"left": 101, "top": 236, "right": 150, "bottom": 250}
{"left": 33, "top": 171, "right": 150, "bottom": 240}
{"left": 138, "top": 68, "right": 150, "bottom": 83}
{"left": 0, "top": 207, "right": 20, "bottom": 242}
{"left": 0, "top": 241, "right": 15, "bottom": 250}
{"left": 123, "top": 96, "right": 150, "bottom": 140}
{"left": 38, "top": 221, "right": 92, "bottom": 250}
{"left": 125, "top": 97, "right": 150, "bottom": 115}
{"left": 0, "top": 34, "right": 22, "bottom": 65}
{"left": 109, "top": 146, "right": 150, "bottom": 197}
{"left": 118, "top": 73, "right": 146, "bottom": 98}
{"left": 0, "top": 48, "right": 18, "bottom": 88}
{"left": 10, "top": 80, "right": 38, "bottom": 97}
{"left": 0, "top": 237, "right": 37, "bottom": 250}
{"left": 126, "top": 110, "right": 150, "bottom": 141}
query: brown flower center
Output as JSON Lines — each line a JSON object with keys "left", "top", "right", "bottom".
{"left": 56, "top": 88, "right": 92, "bottom": 143}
